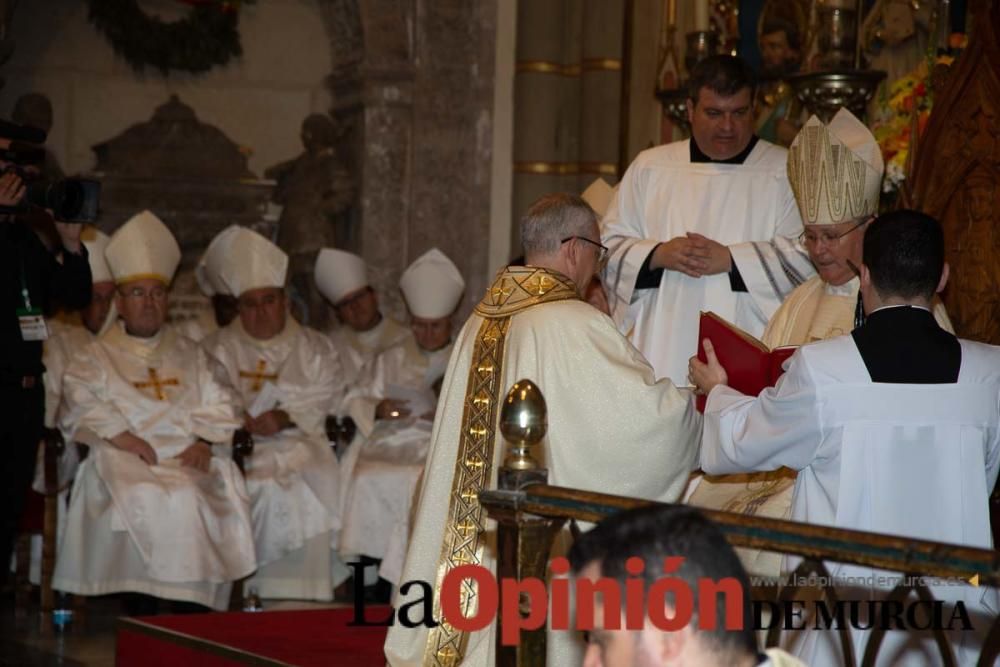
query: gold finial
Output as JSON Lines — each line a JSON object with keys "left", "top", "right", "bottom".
{"left": 499, "top": 379, "right": 547, "bottom": 471}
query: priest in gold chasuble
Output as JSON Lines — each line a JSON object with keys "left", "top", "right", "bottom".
{"left": 53, "top": 212, "right": 256, "bottom": 610}
{"left": 384, "top": 194, "right": 702, "bottom": 667}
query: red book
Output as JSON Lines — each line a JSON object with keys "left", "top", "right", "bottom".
{"left": 694, "top": 312, "right": 797, "bottom": 412}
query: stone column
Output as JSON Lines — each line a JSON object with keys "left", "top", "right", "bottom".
{"left": 510, "top": 0, "right": 626, "bottom": 255}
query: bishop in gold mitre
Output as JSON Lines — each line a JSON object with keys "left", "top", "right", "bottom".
{"left": 688, "top": 109, "right": 953, "bottom": 580}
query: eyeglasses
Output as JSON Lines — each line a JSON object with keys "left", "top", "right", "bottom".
{"left": 798, "top": 218, "right": 870, "bottom": 247}
{"left": 561, "top": 236, "right": 609, "bottom": 267}
{"left": 120, "top": 285, "right": 167, "bottom": 300}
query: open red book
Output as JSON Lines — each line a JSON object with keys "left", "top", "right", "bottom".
{"left": 694, "top": 312, "right": 797, "bottom": 412}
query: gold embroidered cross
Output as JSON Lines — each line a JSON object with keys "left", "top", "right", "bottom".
{"left": 239, "top": 359, "right": 278, "bottom": 392}
{"left": 456, "top": 518, "right": 478, "bottom": 537}
{"left": 133, "top": 368, "right": 179, "bottom": 401}
{"left": 437, "top": 644, "right": 459, "bottom": 666}
{"left": 490, "top": 282, "right": 513, "bottom": 303}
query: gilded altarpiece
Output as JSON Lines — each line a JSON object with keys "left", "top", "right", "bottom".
{"left": 910, "top": 0, "right": 1000, "bottom": 344}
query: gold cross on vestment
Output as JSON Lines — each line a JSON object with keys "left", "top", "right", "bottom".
{"left": 133, "top": 368, "right": 180, "bottom": 401}
{"left": 239, "top": 359, "right": 278, "bottom": 392}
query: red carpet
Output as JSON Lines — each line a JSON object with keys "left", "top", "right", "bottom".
{"left": 116, "top": 606, "right": 391, "bottom": 666}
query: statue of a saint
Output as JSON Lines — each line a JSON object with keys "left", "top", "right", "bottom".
{"left": 755, "top": 17, "right": 805, "bottom": 147}
{"left": 266, "top": 113, "right": 356, "bottom": 327}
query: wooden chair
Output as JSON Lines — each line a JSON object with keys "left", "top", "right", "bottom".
{"left": 13, "top": 427, "right": 64, "bottom": 628}
{"left": 16, "top": 427, "right": 255, "bottom": 619}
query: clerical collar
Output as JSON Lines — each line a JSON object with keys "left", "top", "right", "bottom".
{"left": 690, "top": 135, "right": 759, "bottom": 164}
{"left": 871, "top": 304, "right": 932, "bottom": 315}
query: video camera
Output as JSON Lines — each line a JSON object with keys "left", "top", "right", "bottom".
{"left": 0, "top": 119, "right": 99, "bottom": 223}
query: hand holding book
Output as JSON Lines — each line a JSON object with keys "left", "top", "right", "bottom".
{"left": 689, "top": 312, "right": 797, "bottom": 412}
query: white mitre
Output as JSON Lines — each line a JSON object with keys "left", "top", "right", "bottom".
{"left": 399, "top": 248, "right": 465, "bottom": 319}
{"left": 196, "top": 225, "right": 241, "bottom": 296}
{"left": 81, "top": 227, "right": 112, "bottom": 284}
{"left": 581, "top": 177, "right": 615, "bottom": 218}
{"left": 215, "top": 227, "right": 288, "bottom": 297}
{"left": 787, "top": 108, "right": 884, "bottom": 225}
{"left": 315, "top": 248, "right": 369, "bottom": 304}
{"left": 105, "top": 210, "right": 180, "bottom": 285}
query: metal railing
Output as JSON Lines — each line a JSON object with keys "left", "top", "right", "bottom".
{"left": 479, "top": 483, "right": 1000, "bottom": 667}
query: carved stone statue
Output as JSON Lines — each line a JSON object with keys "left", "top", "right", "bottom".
{"left": 265, "top": 113, "right": 356, "bottom": 327}
{"left": 863, "top": 0, "right": 933, "bottom": 88}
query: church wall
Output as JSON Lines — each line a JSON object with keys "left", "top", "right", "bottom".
{"left": 1, "top": 0, "right": 332, "bottom": 179}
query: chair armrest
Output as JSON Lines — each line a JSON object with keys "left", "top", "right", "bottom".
{"left": 231, "top": 428, "right": 254, "bottom": 475}
{"left": 41, "top": 428, "right": 64, "bottom": 496}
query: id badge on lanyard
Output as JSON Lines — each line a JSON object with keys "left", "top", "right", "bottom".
{"left": 17, "top": 260, "right": 48, "bottom": 342}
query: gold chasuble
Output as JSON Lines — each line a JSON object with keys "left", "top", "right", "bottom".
{"left": 386, "top": 266, "right": 701, "bottom": 667}
{"left": 424, "top": 267, "right": 578, "bottom": 666}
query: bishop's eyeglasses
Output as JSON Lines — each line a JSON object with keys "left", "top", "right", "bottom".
{"left": 798, "top": 218, "right": 870, "bottom": 247}
{"left": 561, "top": 236, "right": 609, "bottom": 267}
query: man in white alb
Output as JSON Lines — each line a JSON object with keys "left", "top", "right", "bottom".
{"left": 602, "top": 55, "right": 813, "bottom": 384}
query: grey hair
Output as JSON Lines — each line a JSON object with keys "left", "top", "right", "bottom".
{"left": 520, "top": 193, "right": 599, "bottom": 257}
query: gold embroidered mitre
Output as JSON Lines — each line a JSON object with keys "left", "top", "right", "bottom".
{"left": 787, "top": 108, "right": 884, "bottom": 226}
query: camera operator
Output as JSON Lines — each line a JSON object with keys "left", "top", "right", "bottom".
{"left": 0, "top": 144, "right": 91, "bottom": 588}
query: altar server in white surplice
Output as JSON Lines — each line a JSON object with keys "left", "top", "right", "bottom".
{"left": 201, "top": 227, "right": 344, "bottom": 601}
{"left": 602, "top": 55, "right": 814, "bottom": 384}
{"left": 385, "top": 195, "right": 702, "bottom": 667}
{"left": 53, "top": 211, "right": 256, "bottom": 611}
{"left": 691, "top": 210, "right": 1000, "bottom": 667}
{"left": 687, "top": 109, "right": 954, "bottom": 579}
{"left": 338, "top": 248, "right": 463, "bottom": 587}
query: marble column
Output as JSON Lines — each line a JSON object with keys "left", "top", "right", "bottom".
{"left": 511, "top": 0, "right": 626, "bottom": 254}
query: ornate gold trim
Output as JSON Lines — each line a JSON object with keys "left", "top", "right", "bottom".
{"left": 422, "top": 316, "right": 512, "bottom": 667}
{"left": 579, "top": 161, "right": 618, "bottom": 176}
{"left": 475, "top": 266, "right": 580, "bottom": 319}
{"left": 512, "top": 161, "right": 578, "bottom": 175}
{"left": 515, "top": 60, "right": 581, "bottom": 76}
{"left": 513, "top": 161, "right": 616, "bottom": 176}
{"left": 581, "top": 57, "right": 622, "bottom": 71}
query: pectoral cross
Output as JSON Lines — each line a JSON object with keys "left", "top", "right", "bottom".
{"left": 239, "top": 359, "right": 278, "bottom": 392}
{"left": 133, "top": 368, "right": 180, "bottom": 401}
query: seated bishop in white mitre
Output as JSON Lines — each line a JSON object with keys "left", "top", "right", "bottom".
{"left": 315, "top": 248, "right": 411, "bottom": 385}
{"left": 53, "top": 211, "right": 256, "bottom": 610}
{"left": 25, "top": 228, "right": 117, "bottom": 584}
{"left": 339, "top": 248, "right": 465, "bottom": 585}
{"left": 200, "top": 226, "right": 345, "bottom": 601}
{"left": 688, "top": 109, "right": 954, "bottom": 580}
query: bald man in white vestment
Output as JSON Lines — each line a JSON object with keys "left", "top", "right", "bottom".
{"left": 687, "top": 109, "right": 954, "bottom": 579}
{"left": 53, "top": 211, "right": 256, "bottom": 610}
{"left": 338, "top": 248, "right": 464, "bottom": 587}
{"left": 201, "top": 227, "right": 344, "bottom": 601}
{"left": 601, "top": 55, "right": 813, "bottom": 385}
{"left": 385, "top": 194, "right": 702, "bottom": 667}
{"left": 691, "top": 210, "right": 1000, "bottom": 666}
